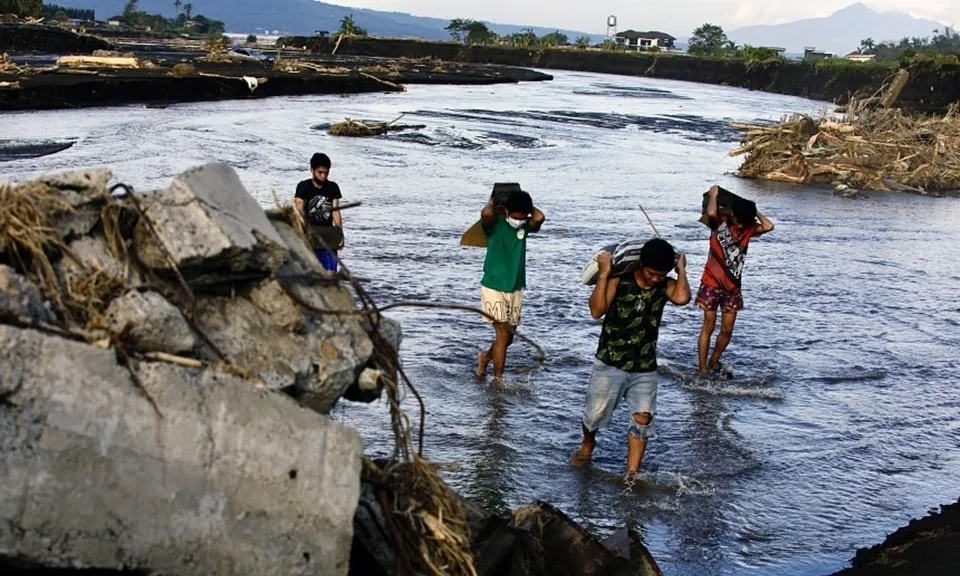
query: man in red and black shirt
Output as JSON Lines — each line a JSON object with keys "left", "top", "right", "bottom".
{"left": 695, "top": 185, "right": 775, "bottom": 376}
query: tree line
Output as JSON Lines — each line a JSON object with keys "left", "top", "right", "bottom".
{"left": 686, "top": 23, "right": 784, "bottom": 61}
{"left": 44, "top": 4, "right": 95, "bottom": 21}
{"left": 0, "top": 0, "right": 43, "bottom": 17}
{"left": 445, "top": 19, "right": 590, "bottom": 48}
{"left": 687, "top": 21, "right": 960, "bottom": 63}
{"left": 119, "top": 0, "right": 224, "bottom": 35}
{"left": 857, "top": 30, "right": 960, "bottom": 61}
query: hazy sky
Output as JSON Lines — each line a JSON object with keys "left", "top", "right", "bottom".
{"left": 339, "top": 1, "right": 957, "bottom": 35}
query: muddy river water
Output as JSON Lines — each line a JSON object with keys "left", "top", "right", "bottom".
{"left": 3, "top": 69, "right": 960, "bottom": 576}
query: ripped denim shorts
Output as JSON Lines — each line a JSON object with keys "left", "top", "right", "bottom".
{"left": 581, "top": 360, "right": 658, "bottom": 439}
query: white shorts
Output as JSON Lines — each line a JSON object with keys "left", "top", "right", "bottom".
{"left": 480, "top": 287, "right": 523, "bottom": 326}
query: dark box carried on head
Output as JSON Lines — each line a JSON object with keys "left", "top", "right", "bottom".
{"left": 490, "top": 182, "right": 523, "bottom": 208}
{"left": 701, "top": 186, "right": 755, "bottom": 215}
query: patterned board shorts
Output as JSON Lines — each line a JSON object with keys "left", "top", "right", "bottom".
{"left": 695, "top": 284, "right": 744, "bottom": 313}
{"left": 481, "top": 287, "right": 523, "bottom": 326}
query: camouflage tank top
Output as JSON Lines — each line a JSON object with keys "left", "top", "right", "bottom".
{"left": 595, "top": 274, "right": 668, "bottom": 373}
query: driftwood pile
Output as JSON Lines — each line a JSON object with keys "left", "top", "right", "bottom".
{"left": 56, "top": 55, "right": 143, "bottom": 69}
{"left": 730, "top": 76, "right": 960, "bottom": 197}
{"left": 330, "top": 113, "right": 425, "bottom": 137}
{"left": 273, "top": 57, "right": 351, "bottom": 75}
{"left": 0, "top": 52, "right": 30, "bottom": 74}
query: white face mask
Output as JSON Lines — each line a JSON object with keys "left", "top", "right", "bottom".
{"left": 506, "top": 217, "right": 527, "bottom": 229}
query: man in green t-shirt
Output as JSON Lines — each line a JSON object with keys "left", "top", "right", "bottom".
{"left": 476, "top": 190, "right": 545, "bottom": 379}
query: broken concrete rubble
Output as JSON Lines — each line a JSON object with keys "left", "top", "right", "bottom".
{"left": 0, "top": 265, "right": 55, "bottom": 324}
{"left": 105, "top": 290, "right": 196, "bottom": 354}
{"left": 0, "top": 163, "right": 395, "bottom": 574}
{"left": 133, "top": 163, "right": 289, "bottom": 277}
{"left": 0, "top": 324, "right": 363, "bottom": 575}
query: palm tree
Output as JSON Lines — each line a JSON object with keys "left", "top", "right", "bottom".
{"left": 174, "top": 0, "right": 182, "bottom": 14}
{"left": 338, "top": 15, "right": 367, "bottom": 36}
{"left": 183, "top": 2, "right": 193, "bottom": 20}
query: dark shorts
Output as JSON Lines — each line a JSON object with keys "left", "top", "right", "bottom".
{"left": 695, "top": 284, "right": 743, "bottom": 313}
{"left": 315, "top": 250, "right": 338, "bottom": 272}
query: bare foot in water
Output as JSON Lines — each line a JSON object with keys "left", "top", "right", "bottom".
{"left": 476, "top": 350, "right": 491, "bottom": 377}
{"left": 569, "top": 442, "right": 595, "bottom": 468}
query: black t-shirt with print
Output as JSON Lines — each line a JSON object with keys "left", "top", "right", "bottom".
{"left": 295, "top": 179, "right": 342, "bottom": 227}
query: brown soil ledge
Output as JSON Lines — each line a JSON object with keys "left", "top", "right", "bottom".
{"left": 0, "top": 55, "right": 551, "bottom": 111}
{"left": 279, "top": 36, "right": 960, "bottom": 115}
{"left": 0, "top": 26, "right": 551, "bottom": 111}
{"left": 0, "top": 23, "right": 116, "bottom": 53}
{"left": 830, "top": 498, "right": 960, "bottom": 576}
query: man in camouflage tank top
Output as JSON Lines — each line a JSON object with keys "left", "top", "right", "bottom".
{"left": 570, "top": 238, "right": 691, "bottom": 479}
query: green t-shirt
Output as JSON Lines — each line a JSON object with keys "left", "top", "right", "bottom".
{"left": 480, "top": 215, "right": 536, "bottom": 293}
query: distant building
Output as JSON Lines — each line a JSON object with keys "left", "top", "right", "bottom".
{"left": 844, "top": 51, "right": 875, "bottom": 62}
{"left": 615, "top": 29, "right": 676, "bottom": 50}
{"left": 803, "top": 46, "right": 833, "bottom": 60}
{"left": 760, "top": 46, "right": 786, "bottom": 54}
{"left": 106, "top": 15, "right": 126, "bottom": 27}
{"left": 183, "top": 20, "right": 210, "bottom": 33}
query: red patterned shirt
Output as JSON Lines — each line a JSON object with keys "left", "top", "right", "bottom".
{"left": 700, "top": 215, "right": 757, "bottom": 291}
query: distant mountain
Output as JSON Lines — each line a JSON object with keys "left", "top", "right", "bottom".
{"left": 727, "top": 3, "right": 951, "bottom": 55}
{"left": 53, "top": 0, "right": 605, "bottom": 42}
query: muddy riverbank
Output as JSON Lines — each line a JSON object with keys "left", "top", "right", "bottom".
{"left": 279, "top": 35, "right": 960, "bottom": 115}
{"left": 0, "top": 55, "right": 550, "bottom": 111}
{"left": 0, "top": 26, "right": 551, "bottom": 111}
{"left": 830, "top": 498, "right": 960, "bottom": 575}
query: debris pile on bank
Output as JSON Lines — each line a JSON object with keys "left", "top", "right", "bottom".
{"left": 730, "top": 99, "right": 960, "bottom": 197}
{"left": 0, "top": 52, "right": 29, "bottom": 74}
{"left": 330, "top": 113, "right": 425, "bottom": 137}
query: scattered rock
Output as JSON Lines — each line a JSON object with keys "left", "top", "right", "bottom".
{"left": 352, "top": 464, "right": 664, "bottom": 576}
{"left": 0, "top": 324, "right": 362, "bottom": 575}
{"left": 0, "top": 265, "right": 54, "bottom": 323}
{"left": 248, "top": 279, "right": 306, "bottom": 332}
{"left": 169, "top": 62, "right": 198, "bottom": 77}
{"left": 55, "top": 189, "right": 104, "bottom": 240}
{"left": 830, "top": 499, "right": 960, "bottom": 576}
{"left": 106, "top": 290, "right": 195, "bottom": 354}
{"left": 34, "top": 167, "right": 112, "bottom": 193}
{"left": 57, "top": 233, "right": 141, "bottom": 289}
{"left": 192, "top": 289, "right": 372, "bottom": 411}
{"left": 834, "top": 187, "right": 862, "bottom": 199}
{"left": 268, "top": 215, "right": 327, "bottom": 276}
{"left": 132, "top": 163, "right": 288, "bottom": 278}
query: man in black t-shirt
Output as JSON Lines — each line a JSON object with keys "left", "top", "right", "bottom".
{"left": 294, "top": 152, "right": 343, "bottom": 272}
